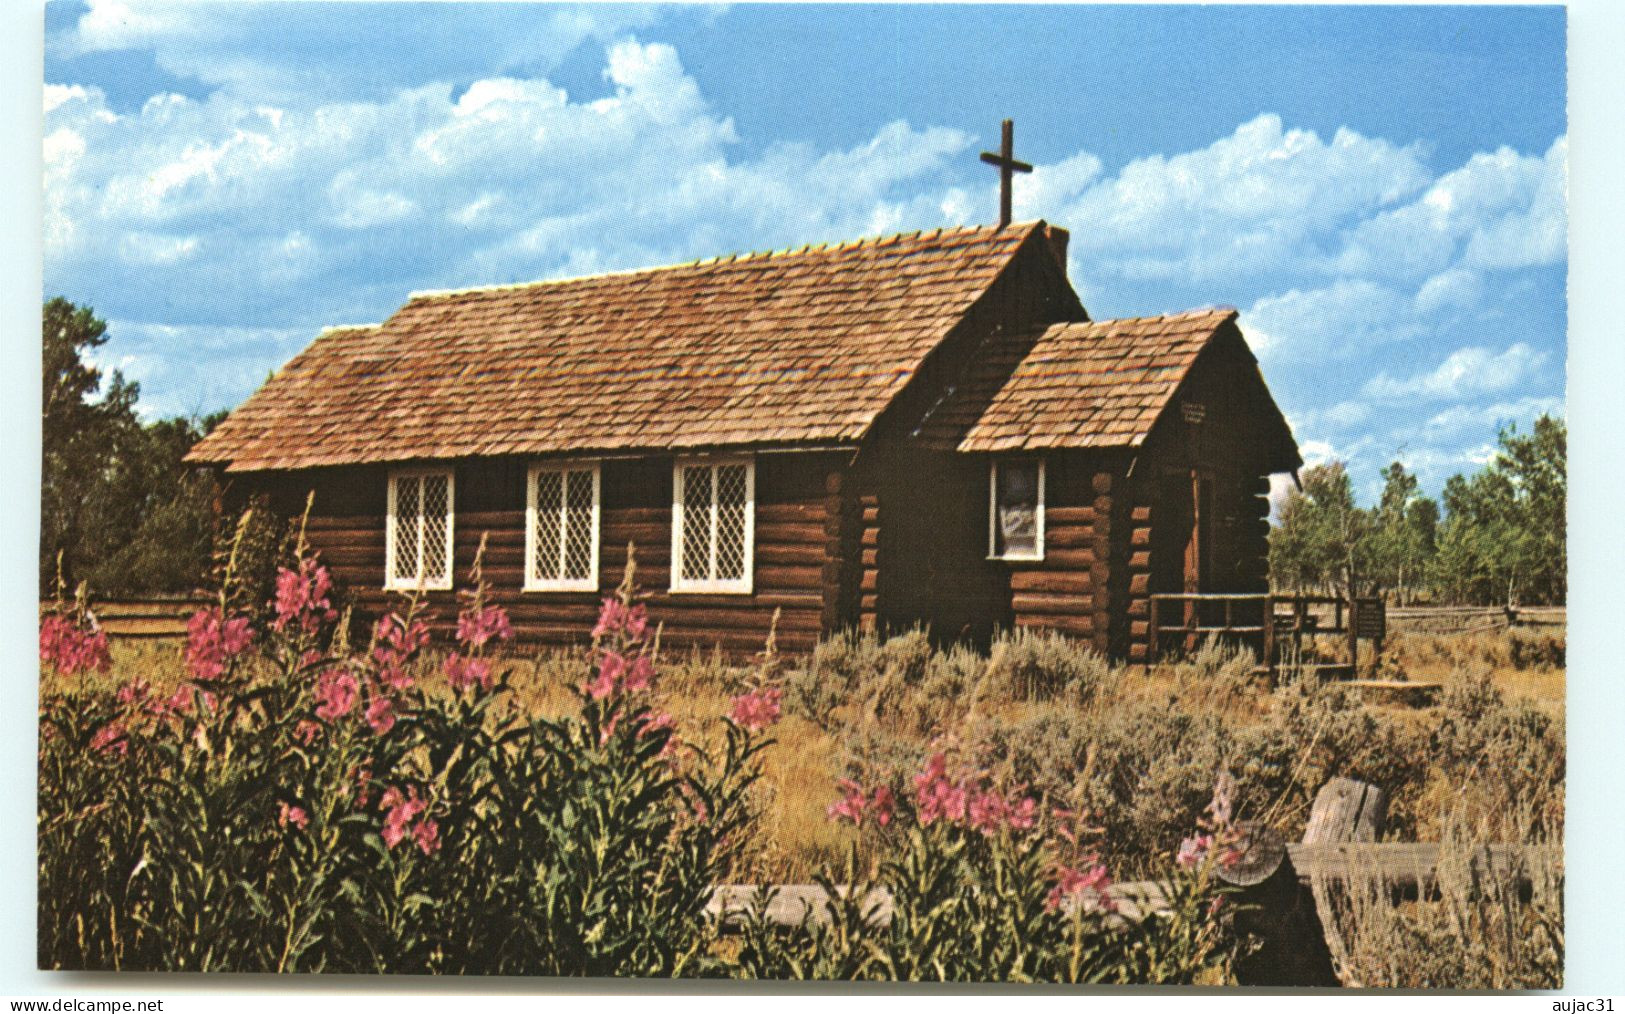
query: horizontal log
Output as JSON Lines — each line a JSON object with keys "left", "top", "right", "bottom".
{"left": 1044, "top": 506, "right": 1097, "bottom": 526}
{"left": 707, "top": 880, "right": 1160, "bottom": 931}
{"left": 755, "top": 503, "right": 824, "bottom": 524}
{"left": 756, "top": 543, "right": 828, "bottom": 567}
{"left": 1029, "top": 548, "right": 1096, "bottom": 569}
{"left": 1043, "top": 526, "right": 1095, "bottom": 550}
{"left": 1285, "top": 842, "right": 1559, "bottom": 893}
{"left": 1007, "top": 601, "right": 1098, "bottom": 627}
{"left": 1009, "top": 571, "right": 1093, "bottom": 595}
{"left": 1011, "top": 595, "right": 1093, "bottom": 620}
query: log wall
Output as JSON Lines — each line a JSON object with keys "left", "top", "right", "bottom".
{"left": 234, "top": 451, "right": 850, "bottom": 653}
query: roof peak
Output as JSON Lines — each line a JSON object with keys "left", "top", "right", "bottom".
{"left": 406, "top": 220, "right": 1047, "bottom": 303}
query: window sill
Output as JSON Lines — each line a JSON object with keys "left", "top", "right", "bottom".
{"left": 988, "top": 554, "right": 1046, "bottom": 564}
{"left": 523, "top": 583, "right": 599, "bottom": 594}
{"left": 669, "top": 584, "right": 755, "bottom": 596}
{"left": 383, "top": 582, "right": 454, "bottom": 593}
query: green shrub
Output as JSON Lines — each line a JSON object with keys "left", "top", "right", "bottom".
{"left": 983, "top": 627, "right": 1112, "bottom": 704}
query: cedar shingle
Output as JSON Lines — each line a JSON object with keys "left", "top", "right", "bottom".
{"left": 188, "top": 223, "right": 1043, "bottom": 472}
{"left": 949, "top": 308, "right": 1239, "bottom": 452}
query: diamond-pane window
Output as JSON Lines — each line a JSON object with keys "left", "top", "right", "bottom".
{"left": 527, "top": 462, "right": 600, "bottom": 591}
{"left": 672, "top": 457, "right": 755, "bottom": 593}
{"left": 387, "top": 470, "right": 455, "bottom": 590}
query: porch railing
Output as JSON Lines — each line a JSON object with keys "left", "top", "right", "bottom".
{"left": 1146, "top": 593, "right": 1385, "bottom": 676}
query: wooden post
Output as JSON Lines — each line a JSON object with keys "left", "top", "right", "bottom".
{"left": 1305, "top": 777, "right": 1388, "bottom": 846}
{"left": 1346, "top": 598, "right": 1359, "bottom": 672}
{"left": 1147, "top": 596, "right": 1160, "bottom": 673}
{"left": 1221, "top": 820, "right": 1339, "bottom": 987}
{"left": 1262, "top": 594, "right": 1276, "bottom": 677}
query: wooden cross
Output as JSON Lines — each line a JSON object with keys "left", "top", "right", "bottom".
{"left": 980, "top": 118, "right": 1032, "bottom": 228}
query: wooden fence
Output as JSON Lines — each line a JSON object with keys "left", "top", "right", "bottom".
{"left": 705, "top": 777, "right": 1559, "bottom": 987}
{"left": 42, "top": 596, "right": 206, "bottom": 639}
{"left": 1386, "top": 604, "right": 1565, "bottom": 636}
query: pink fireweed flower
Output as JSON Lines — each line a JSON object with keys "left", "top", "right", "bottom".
{"left": 293, "top": 719, "right": 322, "bottom": 746}
{"left": 827, "top": 779, "right": 869, "bottom": 825}
{"left": 379, "top": 786, "right": 428, "bottom": 850}
{"left": 587, "top": 651, "right": 626, "bottom": 700}
{"left": 353, "top": 766, "right": 374, "bottom": 807}
{"left": 1047, "top": 860, "right": 1115, "bottom": 913}
{"left": 374, "top": 658, "right": 413, "bottom": 692}
{"left": 184, "top": 607, "right": 254, "bottom": 681}
{"left": 116, "top": 679, "right": 151, "bottom": 706}
{"left": 870, "top": 784, "right": 896, "bottom": 827}
{"left": 277, "top": 801, "right": 309, "bottom": 830}
{"left": 272, "top": 557, "right": 336, "bottom": 634}
{"left": 729, "top": 686, "right": 782, "bottom": 732}
{"left": 455, "top": 604, "right": 513, "bottom": 649}
{"left": 592, "top": 598, "right": 649, "bottom": 640}
{"left": 365, "top": 696, "right": 396, "bottom": 735}
{"left": 1176, "top": 833, "right": 1214, "bottom": 869}
{"left": 160, "top": 682, "right": 215, "bottom": 716}
{"left": 314, "top": 668, "right": 359, "bottom": 721}
{"left": 968, "top": 790, "right": 1039, "bottom": 835}
{"left": 89, "top": 722, "right": 128, "bottom": 756}
{"left": 373, "top": 614, "right": 430, "bottom": 661}
{"left": 413, "top": 818, "right": 440, "bottom": 856}
{"left": 40, "top": 614, "right": 112, "bottom": 677}
{"left": 444, "top": 653, "right": 494, "bottom": 694}
{"left": 620, "top": 654, "right": 654, "bottom": 693}
{"left": 913, "top": 753, "right": 969, "bottom": 826}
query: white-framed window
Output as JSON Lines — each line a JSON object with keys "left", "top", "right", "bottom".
{"left": 671, "top": 456, "right": 755, "bottom": 594}
{"left": 526, "top": 461, "right": 600, "bottom": 592}
{"left": 386, "top": 468, "right": 455, "bottom": 590}
{"left": 988, "top": 457, "right": 1045, "bottom": 561}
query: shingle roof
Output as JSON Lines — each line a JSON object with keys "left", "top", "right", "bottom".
{"left": 945, "top": 308, "right": 1240, "bottom": 453}
{"left": 188, "top": 222, "right": 1048, "bottom": 472}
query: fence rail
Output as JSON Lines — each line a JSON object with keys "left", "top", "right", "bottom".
{"left": 41, "top": 596, "right": 208, "bottom": 638}
{"left": 705, "top": 778, "right": 1558, "bottom": 987}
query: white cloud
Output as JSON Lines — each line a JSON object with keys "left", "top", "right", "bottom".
{"left": 1424, "top": 395, "right": 1566, "bottom": 434}
{"left": 42, "top": 21, "right": 1567, "bottom": 490}
{"left": 1243, "top": 279, "right": 1420, "bottom": 362}
{"left": 44, "top": 38, "right": 979, "bottom": 334}
{"left": 57, "top": 1, "right": 673, "bottom": 103}
{"left": 1363, "top": 343, "right": 1548, "bottom": 401}
{"left": 1414, "top": 267, "right": 1485, "bottom": 315}
{"left": 1028, "top": 114, "right": 1433, "bottom": 286}
{"left": 1331, "top": 136, "right": 1566, "bottom": 283}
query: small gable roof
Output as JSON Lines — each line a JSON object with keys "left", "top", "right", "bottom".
{"left": 188, "top": 222, "right": 1052, "bottom": 472}
{"left": 920, "top": 308, "right": 1296, "bottom": 469}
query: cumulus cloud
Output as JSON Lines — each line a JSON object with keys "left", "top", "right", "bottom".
{"left": 1362, "top": 343, "right": 1548, "bottom": 401}
{"left": 1331, "top": 136, "right": 1566, "bottom": 282}
{"left": 1026, "top": 114, "right": 1433, "bottom": 287}
{"left": 54, "top": 0, "right": 674, "bottom": 103}
{"left": 43, "top": 23, "right": 1567, "bottom": 490}
{"left": 44, "top": 37, "right": 988, "bottom": 409}
{"left": 1424, "top": 395, "right": 1565, "bottom": 435}
{"left": 1243, "top": 279, "right": 1422, "bottom": 362}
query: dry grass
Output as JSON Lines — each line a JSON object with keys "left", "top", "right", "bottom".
{"left": 1311, "top": 809, "right": 1564, "bottom": 988}
{"left": 58, "top": 624, "right": 1566, "bottom": 888}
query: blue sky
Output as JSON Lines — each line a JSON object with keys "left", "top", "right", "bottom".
{"left": 41, "top": 2, "right": 1567, "bottom": 505}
